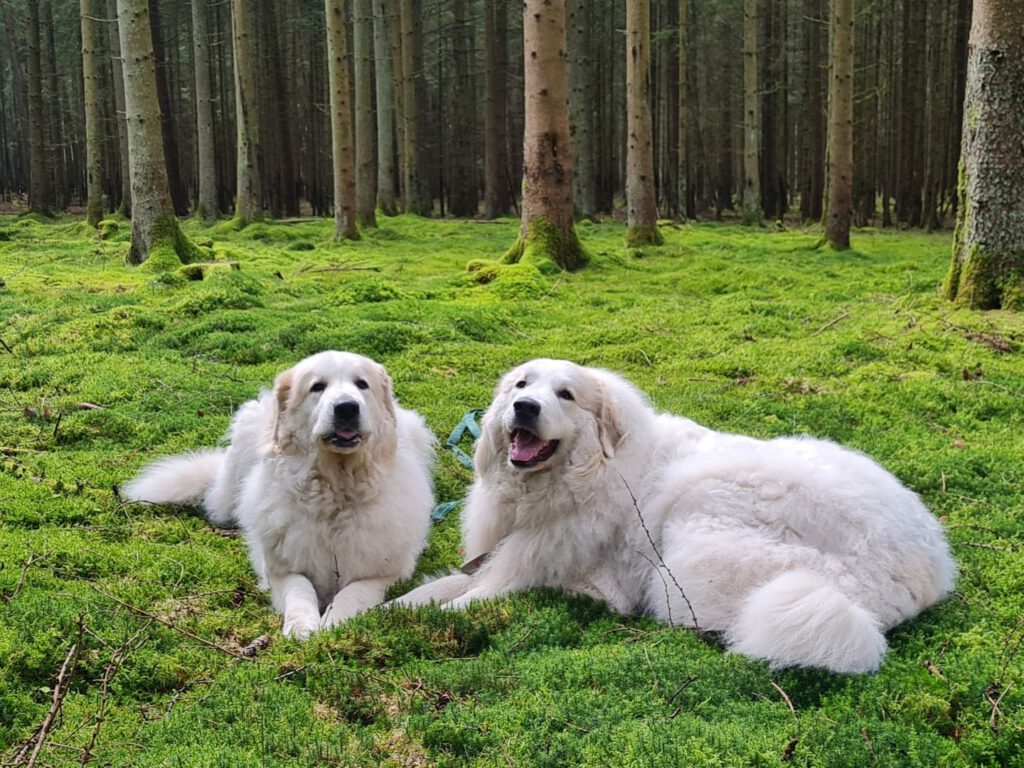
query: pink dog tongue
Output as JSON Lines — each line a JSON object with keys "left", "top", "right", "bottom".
{"left": 337, "top": 429, "right": 359, "bottom": 440}
{"left": 510, "top": 431, "right": 545, "bottom": 462}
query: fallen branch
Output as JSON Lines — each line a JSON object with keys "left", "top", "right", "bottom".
{"left": 771, "top": 680, "right": 798, "bottom": 721}
{"left": 92, "top": 586, "right": 245, "bottom": 660}
{"left": 0, "top": 337, "right": 13, "bottom": 354}
{"left": 11, "top": 617, "right": 85, "bottom": 768}
{"left": 1, "top": 550, "right": 45, "bottom": 604}
{"left": 811, "top": 309, "right": 849, "bottom": 337}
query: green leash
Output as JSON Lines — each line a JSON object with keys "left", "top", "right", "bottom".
{"left": 430, "top": 408, "right": 484, "bottom": 523}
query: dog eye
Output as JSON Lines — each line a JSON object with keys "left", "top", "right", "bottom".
{"left": 310, "top": 381, "right": 326, "bottom": 393}
{"left": 355, "top": 378, "right": 369, "bottom": 390}
{"left": 558, "top": 389, "right": 574, "bottom": 401}
{"left": 515, "top": 380, "right": 526, "bottom": 389}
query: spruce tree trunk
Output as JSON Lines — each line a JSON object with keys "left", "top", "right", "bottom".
{"left": 826, "top": 0, "right": 853, "bottom": 249}
{"left": 26, "top": 0, "right": 51, "bottom": 214}
{"left": 107, "top": 0, "right": 131, "bottom": 215}
{"left": 483, "top": 0, "right": 511, "bottom": 218}
{"left": 388, "top": 0, "right": 406, "bottom": 206}
{"left": 676, "top": 0, "right": 688, "bottom": 221}
{"left": 231, "top": 0, "right": 263, "bottom": 224}
{"left": 191, "top": 0, "right": 218, "bottom": 221}
{"left": 40, "top": 0, "right": 63, "bottom": 210}
{"left": 398, "top": 0, "right": 428, "bottom": 214}
{"left": 80, "top": 0, "right": 105, "bottom": 226}
{"left": 373, "top": 0, "right": 397, "bottom": 215}
{"left": 568, "top": 0, "right": 595, "bottom": 220}
{"left": 448, "top": 0, "right": 477, "bottom": 217}
{"left": 504, "top": 0, "right": 587, "bottom": 271}
{"left": 117, "top": 0, "right": 198, "bottom": 266}
{"left": 944, "top": 0, "right": 1024, "bottom": 310}
{"left": 741, "top": 0, "right": 761, "bottom": 224}
{"left": 326, "top": 0, "right": 359, "bottom": 240}
{"left": 625, "top": 0, "right": 662, "bottom": 246}
{"left": 354, "top": 0, "right": 377, "bottom": 226}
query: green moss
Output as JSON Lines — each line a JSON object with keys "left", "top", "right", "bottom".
{"left": 97, "top": 219, "right": 119, "bottom": 240}
{"left": 625, "top": 222, "right": 665, "bottom": 248}
{"left": 501, "top": 217, "right": 590, "bottom": 271}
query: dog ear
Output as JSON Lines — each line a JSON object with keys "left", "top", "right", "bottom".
{"left": 374, "top": 362, "right": 398, "bottom": 425}
{"left": 473, "top": 396, "right": 505, "bottom": 478}
{"left": 272, "top": 366, "right": 297, "bottom": 452}
{"left": 594, "top": 378, "right": 627, "bottom": 459}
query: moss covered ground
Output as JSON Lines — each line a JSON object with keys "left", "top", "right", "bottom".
{"left": 1, "top": 214, "right": 1022, "bottom": 766}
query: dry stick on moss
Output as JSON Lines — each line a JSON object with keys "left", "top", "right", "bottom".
{"left": 92, "top": 586, "right": 246, "bottom": 660}
{"left": 13, "top": 617, "right": 85, "bottom": 768}
{"left": 0, "top": 337, "right": 13, "bottom": 354}
{"left": 811, "top": 309, "right": 849, "bottom": 336}
{"left": 618, "top": 472, "right": 701, "bottom": 634}
{"left": 80, "top": 621, "right": 153, "bottom": 767}
{"left": 1, "top": 549, "right": 46, "bottom": 604}
{"left": 771, "top": 680, "right": 798, "bottom": 721}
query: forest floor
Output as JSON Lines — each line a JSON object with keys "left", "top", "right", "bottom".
{"left": 1, "top": 214, "right": 1022, "bottom": 767}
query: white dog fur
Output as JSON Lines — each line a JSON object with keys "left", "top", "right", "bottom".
{"left": 394, "top": 359, "right": 955, "bottom": 673}
{"left": 123, "top": 351, "right": 435, "bottom": 640}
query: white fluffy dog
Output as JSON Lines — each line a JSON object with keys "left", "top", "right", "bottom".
{"left": 395, "top": 359, "right": 955, "bottom": 673}
{"left": 124, "top": 351, "right": 435, "bottom": 640}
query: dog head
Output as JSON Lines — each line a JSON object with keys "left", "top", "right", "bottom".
{"left": 475, "top": 359, "right": 643, "bottom": 476}
{"left": 272, "top": 351, "right": 397, "bottom": 459}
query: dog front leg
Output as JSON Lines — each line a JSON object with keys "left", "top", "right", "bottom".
{"left": 321, "top": 576, "right": 395, "bottom": 628}
{"left": 389, "top": 572, "right": 475, "bottom": 607}
{"left": 267, "top": 572, "right": 321, "bottom": 640}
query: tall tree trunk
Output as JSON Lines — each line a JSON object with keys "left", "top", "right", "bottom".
{"left": 40, "top": 0, "right": 62, "bottom": 210}
{"left": 741, "top": 0, "right": 761, "bottom": 224}
{"left": 483, "top": 0, "right": 511, "bottom": 218}
{"left": 81, "top": 0, "right": 105, "bottom": 225}
{"left": 191, "top": 0, "right": 218, "bottom": 221}
{"left": 373, "top": 0, "right": 397, "bottom": 215}
{"left": 325, "top": 0, "right": 358, "bottom": 240}
{"left": 801, "top": 0, "right": 824, "bottom": 222}
{"left": 625, "top": 0, "right": 661, "bottom": 246}
{"left": 826, "top": 0, "right": 853, "bottom": 249}
{"left": 567, "top": 0, "right": 595, "bottom": 220}
{"left": 148, "top": 0, "right": 188, "bottom": 215}
{"left": 232, "top": 0, "right": 263, "bottom": 224}
{"left": 677, "top": 0, "right": 689, "bottom": 220}
{"left": 504, "top": 0, "right": 587, "bottom": 270}
{"left": 26, "top": 0, "right": 51, "bottom": 214}
{"left": 117, "top": 0, "right": 198, "bottom": 265}
{"left": 353, "top": 0, "right": 377, "bottom": 226}
{"left": 447, "top": 0, "right": 477, "bottom": 217}
{"left": 944, "top": 0, "right": 1024, "bottom": 309}
{"left": 387, "top": 0, "right": 406, "bottom": 206}
{"left": 107, "top": 0, "right": 131, "bottom": 215}
{"left": 267, "top": 0, "right": 298, "bottom": 217}
{"left": 399, "top": 0, "right": 428, "bottom": 214}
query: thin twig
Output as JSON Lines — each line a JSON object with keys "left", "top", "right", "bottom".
{"left": 2, "top": 550, "right": 45, "bottom": 604}
{"left": 92, "top": 586, "right": 245, "bottom": 660}
{"left": 618, "top": 472, "right": 701, "bottom": 633}
{"left": 811, "top": 309, "right": 849, "bottom": 336}
{"left": 771, "top": 681, "right": 798, "bottom": 721}
{"left": 0, "top": 337, "right": 13, "bottom": 354}
{"left": 667, "top": 675, "right": 699, "bottom": 718}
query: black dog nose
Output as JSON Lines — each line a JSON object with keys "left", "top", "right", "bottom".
{"left": 513, "top": 398, "right": 541, "bottom": 417}
{"left": 334, "top": 401, "right": 360, "bottom": 420}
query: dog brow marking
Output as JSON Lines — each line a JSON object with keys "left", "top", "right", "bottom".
{"left": 617, "top": 471, "right": 702, "bottom": 634}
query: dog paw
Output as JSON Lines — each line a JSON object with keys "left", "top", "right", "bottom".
{"left": 282, "top": 615, "right": 319, "bottom": 641}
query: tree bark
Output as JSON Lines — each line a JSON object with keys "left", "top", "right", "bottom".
{"left": 106, "top": 0, "right": 131, "bottom": 214}
{"left": 448, "top": 0, "right": 477, "bottom": 217}
{"left": 741, "top": 0, "right": 761, "bottom": 224}
{"left": 26, "top": 0, "right": 51, "bottom": 214}
{"left": 676, "top": 0, "right": 689, "bottom": 220}
{"left": 373, "top": 0, "right": 397, "bottom": 215}
{"left": 944, "top": 0, "right": 1024, "bottom": 309}
{"left": 399, "top": 0, "right": 428, "bottom": 214}
{"left": 504, "top": 0, "right": 587, "bottom": 270}
{"left": 232, "top": 0, "right": 263, "bottom": 224}
{"left": 117, "top": 0, "right": 198, "bottom": 265}
{"left": 826, "top": 0, "right": 854, "bottom": 249}
{"left": 568, "top": 0, "right": 595, "bottom": 220}
{"left": 325, "top": 0, "right": 359, "bottom": 240}
{"left": 81, "top": 0, "right": 105, "bottom": 225}
{"left": 483, "top": 0, "right": 511, "bottom": 218}
{"left": 40, "top": 0, "right": 63, "bottom": 210}
{"left": 625, "top": 0, "right": 662, "bottom": 246}
{"left": 191, "top": 0, "right": 218, "bottom": 221}
{"left": 354, "top": 0, "right": 377, "bottom": 226}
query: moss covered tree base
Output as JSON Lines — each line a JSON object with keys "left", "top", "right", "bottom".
{"left": 501, "top": 218, "right": 589, "bottom": 272}
{"left": 129, "top": 214, "right": 207, "bottom": 269}
{"left": 945, "top": 246, "right": 1024, "bottom": 310}
{"left": 625, "top": 224, "right": 664, "bottom": 248}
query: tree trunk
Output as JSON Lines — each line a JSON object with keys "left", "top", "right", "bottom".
{"left": 483, "top": 0, "right": 511, "bottom": 218}
{"left": 353, "top": 0, "right": 377, "bottom": 226}
{"left": 117, "top": 0, "right": 199, "bottom": 266}
{"left": 504, "top": 0, "right": 587, "bottom": 270}
{"left": 625, "top": 0, "right": 661, "bottom": 246}
{"left": 373, "top": 0, "right": 397, "bottom": 215}
{"left": 191, "top": 0, "right": 217, "bottom": 221}
{"left": 107, "top": 0, "right": 131, "bottom": 215}
{"left": 81, "top": 0, "right": 105, "bottom": 225}
{"left": 741, "top": 0, "right": 761, "bottom": 224}
{"left": 148, "top": 0, "right": 188, "bottom": 216}
{"left": 325, "top": 0, "right": 359, "bottom": 240}
{"left": 399, "top": 0, "right": 428, "bottom": 214}
{"left": 40, "top": 0, "right": 63, "bottom": 210}
{"left": 944, "top": 0, "right": 1024, "bottom": 309}
{"left": 826, "top": 0, "right": 854, "bottom": 249}
{"left": 26, "top": 0, "right": 51, "bottom": 214}
{"left": 676, "top": 0, "right": 689, "bottom": 220}
{"left": 800, "top": 0, "right": 825, "bottom": 222}
{"left": 568, "top": 0, "right": 595, "bottom": 220}
{"left": 447, "top": 0, "right": 478, "bottom": 217}
{"left": 232, "top": 0, "right": 263, "bottom": 224}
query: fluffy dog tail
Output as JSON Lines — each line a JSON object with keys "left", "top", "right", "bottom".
{"left": 121, "top": 449, "right": 225, "bottom": 508}
{"left": 726, "top": 570, "right": 887, "bottom": 674}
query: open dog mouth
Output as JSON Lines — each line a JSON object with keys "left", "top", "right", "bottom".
{"left": 509, "top": 428, "right": 559, "bottom": 468}
{"left": 325, "top": 428, "right": 362, "bottom": 449}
